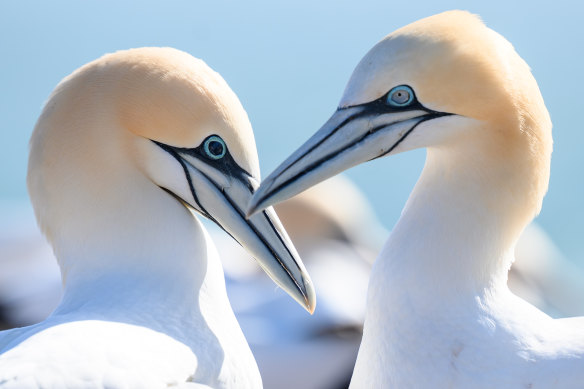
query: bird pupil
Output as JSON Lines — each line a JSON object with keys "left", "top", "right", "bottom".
{"left": 208, "top": 141, "right": 224, "bottom": 156}
{"left": 392, "top": 90, "right": 409, "bottom": 104}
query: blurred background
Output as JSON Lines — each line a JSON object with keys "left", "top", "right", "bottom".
{"left": 1, "top": 1, "right": 584, "bottom": 388}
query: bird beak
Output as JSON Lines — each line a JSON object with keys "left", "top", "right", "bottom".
{"left": 154, "top": 142, "right": 316, "bottom": 314}
{"left": 248, "top": 103, "right": 450, "bottom": 216}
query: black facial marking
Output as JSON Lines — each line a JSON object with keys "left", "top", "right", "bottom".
{"left": 154, "top": 136, "right": 252, "bottom": 186}
{"left": 198, "top": 168, "right": 302, "bottom": 293}
{"left": 275, "top": 86, "right": 431, "bottom": 181}
{"left": 370, "top": 114, "right": 445, "bottom": 160}
{"left": 153, "top": 138, "right": 303, "bottom": 297}
{"left": 253, "top": 86, "right": 452, "bottom": 207}
{"left": 151, "top": 142, "right": 209, "bottom": 216}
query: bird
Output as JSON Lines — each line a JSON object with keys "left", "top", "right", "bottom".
{"left": 247, "top": 10, "right": 584, "bottom": 388}
{"left": 0, "top": 202, "right": 62, "bottom": 329}
{"left": 0, "top": 47, "right": 315, "bottom": 389}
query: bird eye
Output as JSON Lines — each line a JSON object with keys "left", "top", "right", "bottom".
{"left": 386, "top": 85, "right": 414, "bottom": 107}
{"left": 203, "top": 135, "right": 227, "bottom": 160}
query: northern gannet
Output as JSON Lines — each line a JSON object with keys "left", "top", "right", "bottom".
{"left": 248, "top": 11, "right": 584, "bottom": 388}
{"left": 0, "top": 47, "right": 315, "bottom": 388}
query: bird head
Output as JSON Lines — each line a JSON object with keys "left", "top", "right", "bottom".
{"left": 28, "top": 47, "right": 315, "bottom": 313}
{"left": 248, "top": 11, "right": 552, "bottom": 232}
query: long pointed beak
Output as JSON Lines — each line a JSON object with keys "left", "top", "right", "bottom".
{"left": 157, "top": 143, "right": 315, "bottom": 313}
{"left": 248, "top": 104, "right": 449, "bottom": 216}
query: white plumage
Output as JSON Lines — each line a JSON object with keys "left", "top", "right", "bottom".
{"left": 0, "top": 47, "right": 315, "bottom": 388}
{"left": 0, "top": 220, "right": 258, "bottom": 388}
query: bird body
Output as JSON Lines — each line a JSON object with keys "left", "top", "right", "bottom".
{"left": 356, "top": 179, "right": 584, "bottom": 387}
{"left": 0, "top": 47, "right": 314, "bottom": 388}
{"left": 248, "top": 11, "right": 584, "bottom": 388}
{"left": 0, "top": 220, "right": 258, "bottom": 388}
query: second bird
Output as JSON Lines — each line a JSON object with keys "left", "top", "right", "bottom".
{"left": 248, "top": 11, "right": 584, "bottom": 389}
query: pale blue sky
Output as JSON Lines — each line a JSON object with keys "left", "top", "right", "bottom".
{"left": 1, "top": 1, "right": 584, "bottom": 262}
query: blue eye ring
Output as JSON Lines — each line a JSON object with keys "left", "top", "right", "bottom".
{"left": 386, "top": 85, "right": 415, "bottom": 107}
{"left": 203, "top": 135, "right": 227, "bottom": 160}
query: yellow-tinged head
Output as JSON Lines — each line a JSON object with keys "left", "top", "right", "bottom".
{"left": 249, "top": 11, "right": 552, "bottom": 238}
{"left": 110, "top": 47, "right": 259, "bottom": 176}
{"left": 31, "top": 47, "right": 259, "bottom": 183}
{"left": 28, "top": 47, "right": 315, "bottom": 313}
{"left": 344, "top": 11, "right": 524, "bottom": 117}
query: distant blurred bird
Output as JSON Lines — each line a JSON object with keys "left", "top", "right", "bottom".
{"left": 0, "top": 203, "right": 61, "bottom": 329}
{"left": 512, "top": 223, "right": 584, "bottom": 317}
{"left": 0, "top": 47, "right": 315, "bottom": 388}
{"left": 249, "top": 10, "right": 584, "bottom": 388}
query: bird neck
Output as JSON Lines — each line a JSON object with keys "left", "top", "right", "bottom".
{"left": 46, "top": 175, "right": 258, "bottom": 386}
{"left": 50, "top": 172, "right": 229, "bottom": 327}
{"left": 376, "top": 142, "right": 541, "bottom": 300}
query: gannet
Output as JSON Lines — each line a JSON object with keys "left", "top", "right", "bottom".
{"left": 0, "top": 47, "right": 315, "bottom": 388}
{"left": 248, "top": 11, "right": 584, "bottom": 388}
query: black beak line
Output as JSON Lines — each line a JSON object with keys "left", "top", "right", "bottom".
{"left": 252, "top": 104, "right": 451, "bottom": 211}
{"left": 152, "top": 140, "right": 310, "bottom": 307}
